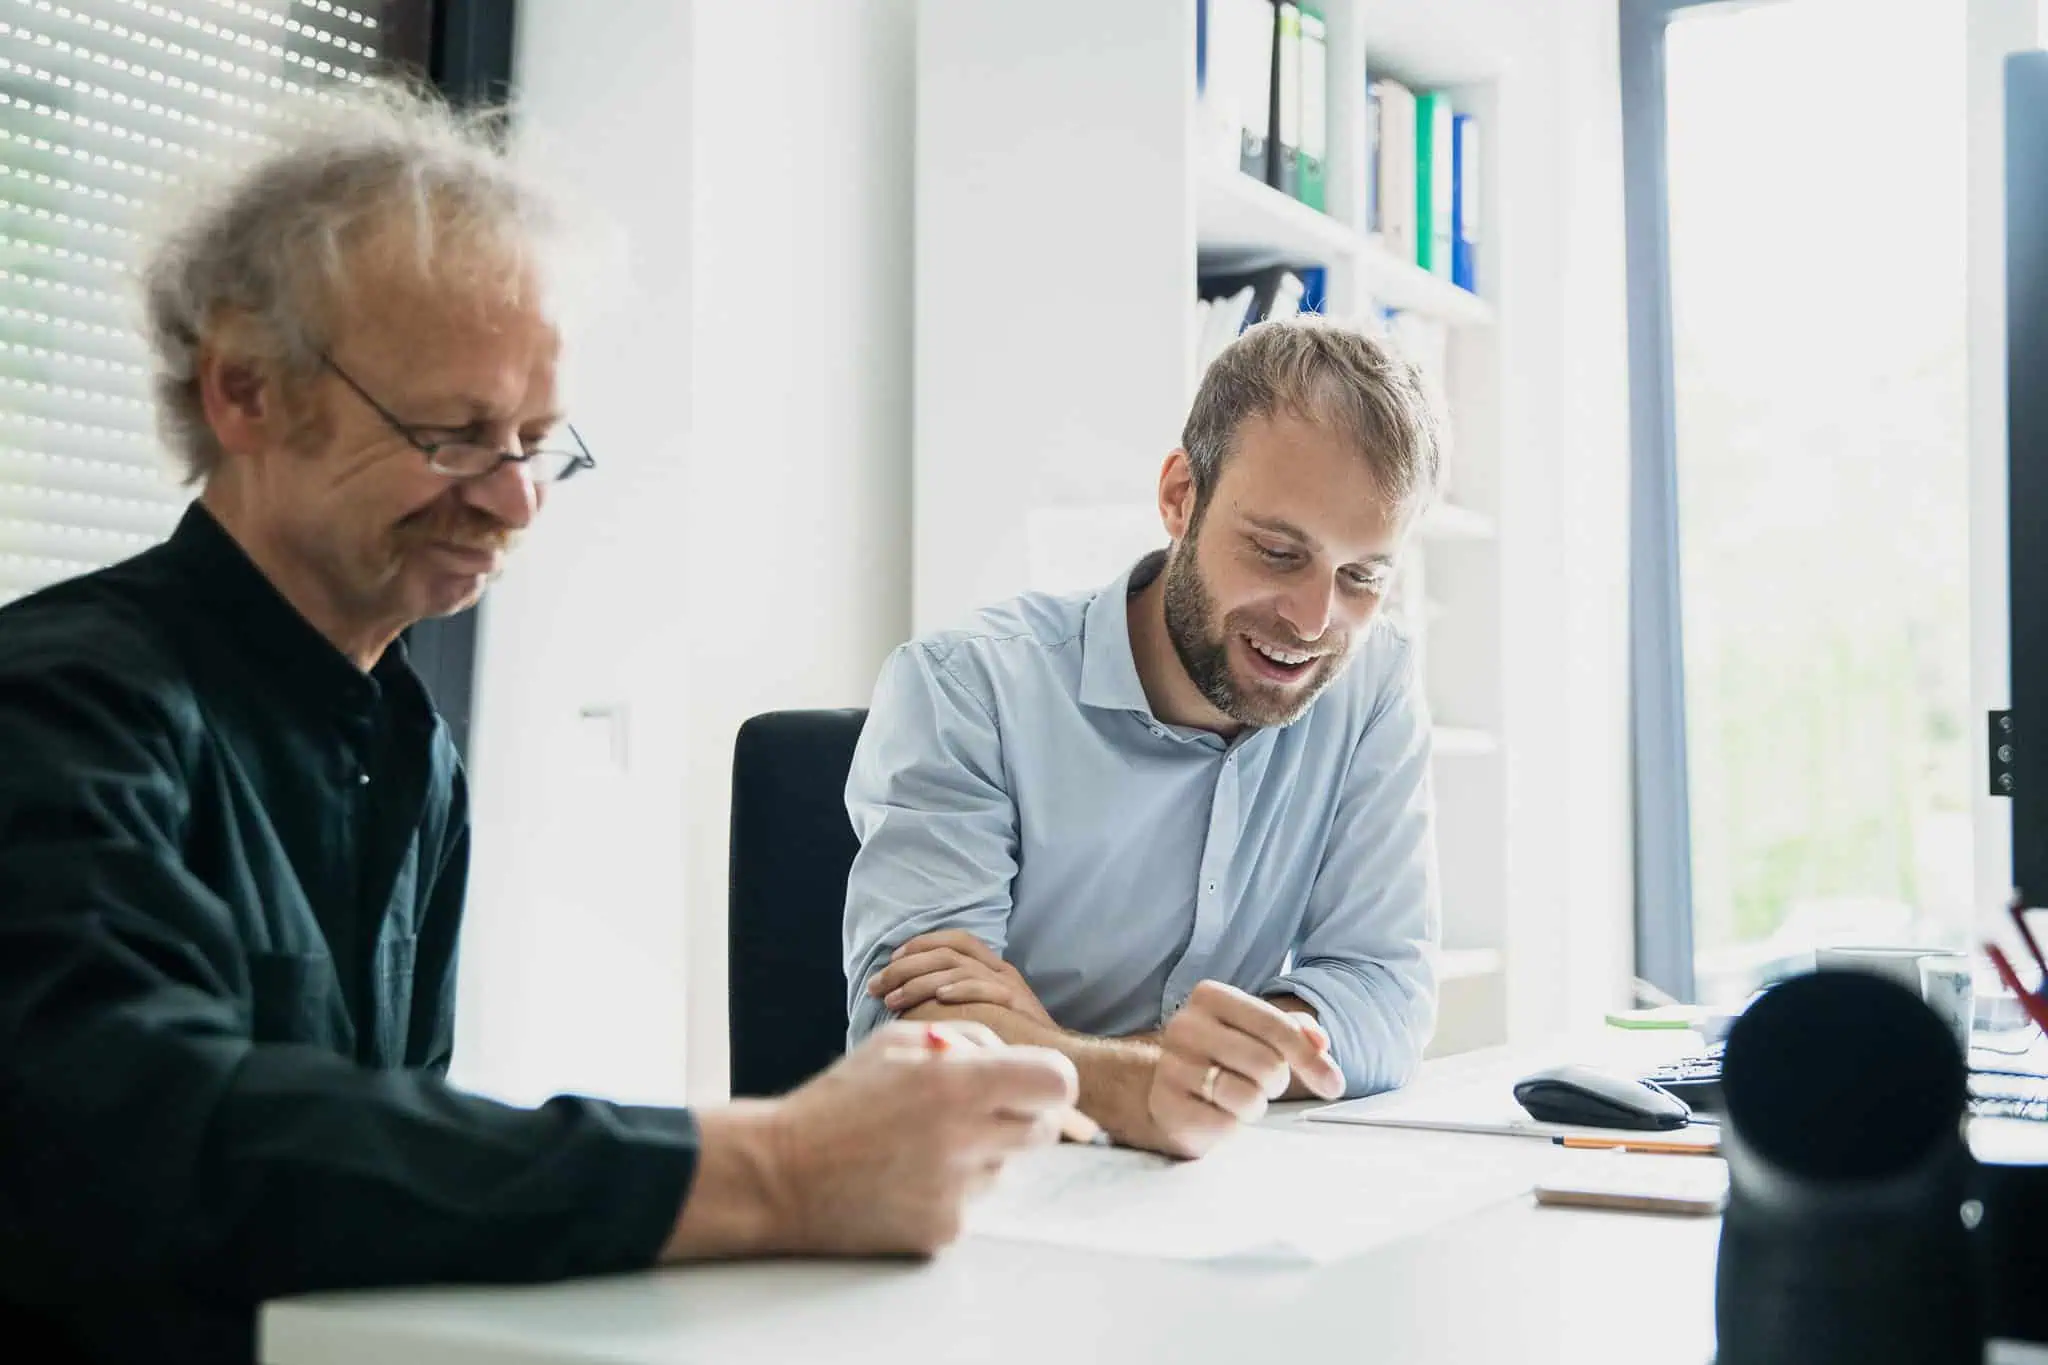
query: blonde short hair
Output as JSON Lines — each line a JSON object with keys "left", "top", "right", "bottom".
{"left": 1181, "top": 316, "right": 1443, "bottom": 522}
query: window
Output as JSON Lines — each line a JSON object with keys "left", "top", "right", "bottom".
{"left": 0, "top": 1, "right": 515, "bottom": 753}
{"left": 1624, "top": 0, "right": 1975, "bottom": 1003}
{"left": 0, "top": 1, "right": 433, "bottom": 607}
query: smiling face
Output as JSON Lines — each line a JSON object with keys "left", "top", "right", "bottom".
{"left": 290, "top": 261, "right": 562, "bottom": 627}
{"left": 1157, "top": 409, "right": 1404, "bottom": 729}
{"left": 197, "top": 238, "right": 563, "bottom": 663}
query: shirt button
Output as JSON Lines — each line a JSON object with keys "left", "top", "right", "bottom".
{"left": 1206, "top": 881, "right": 1217, "bottom": 894}
{"left": 357, "top": 771, "right": 371, "bottom": 787}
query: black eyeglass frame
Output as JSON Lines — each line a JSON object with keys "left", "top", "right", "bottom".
{"left": 320, "top": 352, "right": 596, "bottom": 484}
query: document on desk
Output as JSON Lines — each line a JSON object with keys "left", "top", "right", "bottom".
{"left": 964, "top": 1125, "right": 1546, "bottom": 1264}
{"left": 1306, "top": 1078, "right": 1721, "bottom": 1151}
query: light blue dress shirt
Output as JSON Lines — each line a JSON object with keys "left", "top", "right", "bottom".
{"left": 842, "top": 552, "right": 1441, "bottom": 1097}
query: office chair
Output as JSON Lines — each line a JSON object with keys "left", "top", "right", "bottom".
{"left": 727, "top": 708, "right": 867, "bottom": 1097}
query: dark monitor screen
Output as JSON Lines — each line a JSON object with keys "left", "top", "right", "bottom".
{"left": 2008, "top": 51, "right": 2048, "bottom": 903}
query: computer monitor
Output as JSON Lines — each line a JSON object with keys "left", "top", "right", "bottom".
{"left": 2007, "top": 51, "right": 2048, "bottom": 905}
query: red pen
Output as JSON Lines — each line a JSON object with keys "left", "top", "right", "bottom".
{"left": 923, "top": 1024, "right": 1108, "bottom": 1146}
{"left": 1988, "top": 894, "right": 2048, "bottom": 1037}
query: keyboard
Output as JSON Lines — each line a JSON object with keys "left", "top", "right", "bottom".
{"left": 1638, "top": 1042, "right": 2048, "bottom": 1122}
{"left": 1640, "top": 1041, "right": 1726, "bottom": 1113}
{"left": 1972, "top": 1070, "right": 2048, "bottom": 1123}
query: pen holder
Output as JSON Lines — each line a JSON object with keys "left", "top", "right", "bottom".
{"left": 1714, "top": 969, "right": 1978, "bottom": 1365}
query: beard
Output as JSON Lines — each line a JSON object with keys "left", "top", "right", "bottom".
{"left": 1160, "top": 524, "right": 1348, "bottom": 729}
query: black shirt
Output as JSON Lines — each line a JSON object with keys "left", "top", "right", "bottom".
{"left": 0, "top": 507, "right": 700, "bottom": 1364}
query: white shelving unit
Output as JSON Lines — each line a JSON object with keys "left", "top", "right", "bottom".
{"left": 916, "top": 0, "right": 1513, "bottom": 1056}
{"left": 1439, "top": 947, "right": 1506, "bottom": 981}
{"left": 1431, "top": 726, "right": 1500, "bottom": 758}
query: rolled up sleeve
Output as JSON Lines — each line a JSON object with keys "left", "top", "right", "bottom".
{"left": 1263, "top": 639, "right": 1441, "bottom": 1097}
{"left": 842, "top": 642, "right": 1019, "bottom": 1043}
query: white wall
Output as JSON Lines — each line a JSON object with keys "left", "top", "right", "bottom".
{"left": 1464, "top": 0, "right": 1636, "bottom": 1036}
{"left": 456, "top": 0, "right": 914, "bottom": 1107}
{"left": 683, "top": 0, "right": 916, "bottom": 1101}
{"left": 454, "top": 0, "right": 699, "bottom": 1108}
{"left": 1548, "top": 0, "right": 1637, "bottom": 1024}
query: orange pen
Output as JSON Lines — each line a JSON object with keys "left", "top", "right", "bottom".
{"left": 1556, "top": 1136, "right": 1719, "bottom": 1157}
{"left": 924, "top": 1024, "right": 1109, "bottom": 1147}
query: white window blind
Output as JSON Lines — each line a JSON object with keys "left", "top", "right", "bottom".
{"left": 0, "top": 0, "right": 402, "bottom": 607}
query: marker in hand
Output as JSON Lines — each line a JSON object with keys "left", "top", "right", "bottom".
{"left": 923, "top": 1024, "right": 1110, "bottom": 1147}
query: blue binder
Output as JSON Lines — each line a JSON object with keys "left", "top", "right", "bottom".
{"left": 1452, "top": 112, "right": 1478, "bottom": 292}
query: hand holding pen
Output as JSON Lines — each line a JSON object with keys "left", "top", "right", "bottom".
{"left": 922, "top": 1021, "right": 1109, "bottom": 1146}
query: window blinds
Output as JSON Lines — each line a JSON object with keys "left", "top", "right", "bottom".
{"left": 0, "top": 0, "right": 392, "bottom": 606}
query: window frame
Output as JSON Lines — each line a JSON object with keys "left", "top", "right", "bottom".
{"left": 401, "top": 0, "right": 517, "bottom": 761}
{"left": 1620, "top": 0, "right": 1725, "bottom": 1000}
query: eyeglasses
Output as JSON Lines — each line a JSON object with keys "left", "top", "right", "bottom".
{"left": 1987, "top": 895, "right": 2048, "bottom": 1036}
{"left": 320, "top": 353, "right": 596, "bottom": 485}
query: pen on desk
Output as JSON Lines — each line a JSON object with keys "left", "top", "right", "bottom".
{"left": 922, "top": 1024, "right": 1110, "bottom": 1147}
{"left": 1555, "top": 1136, "right": 1719, "bottom": 1157}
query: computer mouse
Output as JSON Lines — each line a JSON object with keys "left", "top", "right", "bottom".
{"left": 1512, "top": 1063, "right": 1693, "bottom": 1131}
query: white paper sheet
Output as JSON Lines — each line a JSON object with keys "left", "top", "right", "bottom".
{"left": 1307, "top": 1078, "right": 1722, "bottom": 1150}
{"left": 963, "top": 1125, "right": 1545, "bottom": 1264}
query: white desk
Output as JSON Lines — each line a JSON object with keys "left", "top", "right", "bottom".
{"left": 264, "top": 1037, "right": 1733, "bottom": 1365}
{"left": 257, "top": 1031, "right": 2048, "bottom": 1365}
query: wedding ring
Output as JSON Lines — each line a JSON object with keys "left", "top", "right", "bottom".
{"left": 1200, "top": 1062, "right": 1223, "bottom": 1106}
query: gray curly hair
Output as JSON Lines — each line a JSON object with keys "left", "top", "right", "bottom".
{"left": 1181, "top": 316, "right": 1444, "bottom": 525}
{"left": 139, "top": 80, "right": 561, "bottom": 485}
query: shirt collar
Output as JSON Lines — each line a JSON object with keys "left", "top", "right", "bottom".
{"left": 1079, "top": 549, "right": 1167, "bottom": 715}
{"left": 163, "top": 503, "right": 402, "bottom": 716}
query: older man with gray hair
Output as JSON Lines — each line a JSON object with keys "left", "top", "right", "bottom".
{"left": 0, "top": 85, "right": 1077, "bottom": 1365}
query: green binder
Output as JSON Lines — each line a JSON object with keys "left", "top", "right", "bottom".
{"left": 1298, "top": 6, "right": 1327, "bottom": 210}
{"left": 1415, "top": 90, "right": 1455, "bottom": 275}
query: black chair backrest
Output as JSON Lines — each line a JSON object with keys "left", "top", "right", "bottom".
{"left": 728, "top": 708, "right": 867, "bottom": 1097}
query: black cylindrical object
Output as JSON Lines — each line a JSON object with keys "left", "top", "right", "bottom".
{"left": 1714, "top": 969, "right": 1978, "bottom": 1364}
{"left": 1974, "top": 1156, "right": 2048, "bottom": 1344}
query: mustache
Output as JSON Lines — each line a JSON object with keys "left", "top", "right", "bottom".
{"left": 397, "top": 500, "right": 518, "bottom": 555}
{"left": 1227, "top": 612, "right": 1335, "bottom": 657}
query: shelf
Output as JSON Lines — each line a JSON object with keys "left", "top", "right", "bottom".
{"left": 1195, "top": 163, "right": 1358, "bottom": 264}
{"left": 1193, "top": 164, "right": 1494, "bottom": 330}
{"left": 1432, "top": 726, "right": 1499, "bottom": 757}
{"left": 1418, "top": 501, "right": 1496, "bottom": 541}
{"left": 1439, "top": 947, "right": 1505, "bottom": 982}
{"left": 1357, "top": 234, "right": 1495, "bottom": 327}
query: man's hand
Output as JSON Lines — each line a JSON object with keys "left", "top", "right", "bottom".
{"left": 1146, "top": 980, "right": 1344, "bottom": 1159}
{"left": 663, "top": 1021, "right": 1077, "bottom": 1260}
{"left": 865, "top": 930, "right": 1056, "bottom": 1028}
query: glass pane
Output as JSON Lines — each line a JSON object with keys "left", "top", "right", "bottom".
{"left": 1665, "top": 0, "right": 1971, "bottom": 1004}
{"left": 0, "top": 1, "right": 433, "bottom": 604}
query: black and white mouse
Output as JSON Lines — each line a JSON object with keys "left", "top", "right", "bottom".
{"left": 1513, "top": 1063, "right": 1694, "bottom": 1131}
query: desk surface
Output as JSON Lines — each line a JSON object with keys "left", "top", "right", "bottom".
{"left": 258, "top": 1035, "right": 2048, "bottom": 1365}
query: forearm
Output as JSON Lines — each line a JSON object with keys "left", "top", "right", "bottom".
{"left": 201, "top": 1054, "right": 701, "bottom": 1292}
{"left": 5, "top": 1006, "right": 697, "bottom": 1298}
{"left": 903, "top": 1001, "right": 1166, "bottom": 1149}
{"left": 662, "top": 1102, "right": 786, "bottom": 1260}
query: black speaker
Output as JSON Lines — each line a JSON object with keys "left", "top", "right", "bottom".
{"left": 1714, "top": 969, "right": 1977, "bottom": 1364}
